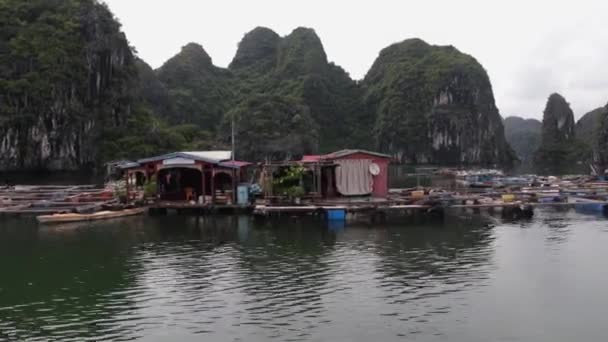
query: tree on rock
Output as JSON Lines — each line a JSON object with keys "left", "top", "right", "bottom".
{"left": 222, "top": 94, "right": 319, "bottom": 161}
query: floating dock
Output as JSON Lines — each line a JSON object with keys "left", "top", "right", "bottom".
{"left": 251, "top": 198, "right": 608, "bottom": 222}
{"left": 0, "top": 185, "right": 115, "bottom": 216}
{"left": 3, "top": 183, "right": 608, "bottom": 222}
{"left": 148, "top": 202, "right": 253, "bottom": 215}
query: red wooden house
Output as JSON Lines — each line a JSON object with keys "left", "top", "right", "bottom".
{"left": 302, "top": 149, "right": 391, "bottom": 198}
{"left": 122, "top": 151, "right": 250, "bottom": 204}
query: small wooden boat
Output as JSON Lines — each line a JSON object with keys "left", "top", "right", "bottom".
{"left": 37, "top": 207, "right": 146, "bottom": 224}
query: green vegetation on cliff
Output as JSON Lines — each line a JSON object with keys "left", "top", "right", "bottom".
{"left": 575, "top": 107, "right": 607, "bottom": 152}
{"left": 588, "top": 104, "right": 608, "bottom": 172}
{"left": 150, "top": 27, "right": 368, "bottom": 158}
{"left": 135, "top": 58, "right": 172, "bottom": 118}
{"left": 229, "top": 27, "right": 280, "bottom": 73}
{"left": 225, "top": 94, "right": 318, "bottom": 161}
{"left": 227, "top": 27, "right": 368, "bottom": 154}
{"left": 157, "top": 43, "right": 233, "bottom": 130}
{"left": 535, "top": 93, "right": 589, "bottom": 174}
{"left": 0, "top": 0, "right": 138, "bottom": 170}
{"left": 362, "top": 39, "right": 515, "bottom": 166}
{"left": 0, "top": 0, "right": 216, "bottom": 170}
{"left": 0, "top": 4, "right": 517, "bottom": 170}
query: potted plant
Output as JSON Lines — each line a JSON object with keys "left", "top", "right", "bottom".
{"left": 285, "top": 185, "right": 306, "bottom": 205}
{"left": 143, "top": 177, "right": 157, "bottom": 203}
{"left": 273, "top": 165, "right": 306, "bottom": 204}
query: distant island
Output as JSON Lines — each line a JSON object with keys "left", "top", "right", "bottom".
{"left": 1, "top": 0, "right": 607, "bottom": 175}
{"left": 505, "top": 96, "right": 608, "bottom": 174}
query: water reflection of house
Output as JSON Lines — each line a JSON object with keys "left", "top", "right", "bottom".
{"left": 263, "top": 149, "right": 391, "bottom": 200}
{"left": 122, "top": 151, "right": 250, "bottom": 204}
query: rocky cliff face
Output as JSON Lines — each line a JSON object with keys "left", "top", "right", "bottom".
{"left": 586, "top": 104, "right": 608, "bottom": 171}
{"left": 540, "top": 93, "right": 576, "bottom": 144}
{"left": 1, "top": 12, "right": 520, "bottom": 169}
{"left": 535, "top": 93, "right": 582, "bottom": 173}
{"left": 575, "top": 106, "right": 607, "bottom": 149}
{"left": 0, "top": 0, "right": 136, "bottom": 171}
{"left": 503, "top": 116, "right": 542, "bottom": 164}
{"left": 362, "top": 39, "right": 515, "bottom": 165}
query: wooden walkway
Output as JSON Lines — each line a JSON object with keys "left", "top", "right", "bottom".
{"left": 3, "top": 183, "right": 607, "bottom": 220}
{"left": 253, "top": 197, "right": 608, "bottom": 218}
{"left": 148, "top": 201, "right": 253, "bottom": 215}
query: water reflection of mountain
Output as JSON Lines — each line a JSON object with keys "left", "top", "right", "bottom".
{"left": 99, "top": 217, "right": 340, "bottom": 340}
{"left": 342, "top": 216, "right": 496, "bottom": 335}
{"left": 0, "top": 215, "right": 497, "bottom": 341}
{"left": 232, "top": 220, "right": 338, "bottom": 337}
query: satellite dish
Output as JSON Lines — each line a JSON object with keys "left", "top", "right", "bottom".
{"left": 369, "top": 163, "right": 380, "bottom": 176}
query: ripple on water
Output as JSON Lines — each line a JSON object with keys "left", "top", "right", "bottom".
{"left": 3, "top": 213, "right": 605, "bottom": 341}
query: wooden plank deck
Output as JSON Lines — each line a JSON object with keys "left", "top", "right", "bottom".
{"left": 0, "top": 185, "right": 114, "bottom": 216}
{"left": 253, "top": 198, "right": 608, "bottom": 216}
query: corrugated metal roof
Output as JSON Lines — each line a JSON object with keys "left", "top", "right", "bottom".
{"left": 137, "top": 151, "right": 232, "bottom": 164}
{"left": 218, "top": 160, "right": 252, "bottom": 168}
{"left": 324, "top": 149, "right": 391, "bottom": 160}
{"left": 117, "top": 162, "right": 141, "bottom": 169}
{"left": 301, "top": 155, "right": 323, "bottom": 162}
{"left": 182, "top": 151, "right": 232, "bottom": 161}
{"left": 106, "top": 160, "right": 141, "bottom": 169}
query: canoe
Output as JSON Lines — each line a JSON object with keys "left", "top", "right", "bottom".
{"left": 37, "top": 207, "right": 146, "bottom": 224}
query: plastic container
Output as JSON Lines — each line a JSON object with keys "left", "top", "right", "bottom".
{"left": 326, "top": 209, "right": 346, "bottom": 221}
{"left": 502, "top": 194, "right": 515, "bottom": 203}
{"left": 237, "top": 184, "right": 249, "bottom": 205}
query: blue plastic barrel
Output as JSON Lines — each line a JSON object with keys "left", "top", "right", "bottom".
{"left": 326, "top": 209, "right": 346, "bottom": 221}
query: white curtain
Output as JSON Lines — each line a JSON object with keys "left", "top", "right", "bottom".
{"left": 335, "top": 159, "right": 373, "bottom": 196}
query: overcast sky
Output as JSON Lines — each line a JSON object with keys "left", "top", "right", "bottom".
{"left": 104, "top": 0, "right": 608, "bottom": 120}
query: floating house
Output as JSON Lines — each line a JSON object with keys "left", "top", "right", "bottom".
{"left": 322, "top": 149, "right": 390, "bottom": 198}
{"left": 122, "top": 151, "right": 250, "bottom": 204}
{"left": 265, "top": 149, "right": 391, "bottom": 199}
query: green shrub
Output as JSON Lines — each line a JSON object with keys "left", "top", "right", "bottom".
{"left": 144, "top": 177, "right": 157, "bottom": 199}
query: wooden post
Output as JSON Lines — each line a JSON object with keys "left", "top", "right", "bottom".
{"left": 319, "top": 164, "right": 323, "bottom": 195}
{"left": 201, "top": 166, "right": 206, "bottom": 204}
{"left": 232, "top": 168, "right": 236, "bottom": 204}
{"left": 211, "top": 169, "right": 216, "bottom": 204}
{"left": 125, "top": 170, "right": 131, "bottom": 204}
{"left": 310, "top": 164, "right": 316, "bottom": 196}
{"left": 155, "top": 169, "right": 159, "bottom": 202}
{"left": 269, "top": 166, "right": 274, "bottom": 197}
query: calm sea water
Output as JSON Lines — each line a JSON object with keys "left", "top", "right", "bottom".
{"left": 1, "top": 210, "right": 607, "bottom": 341}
